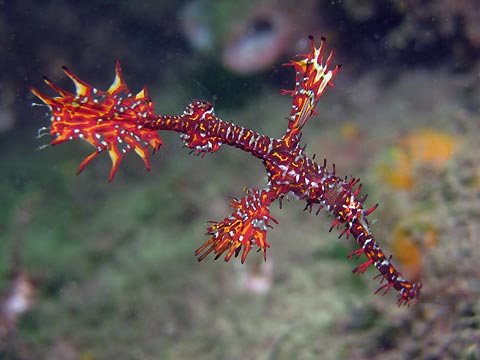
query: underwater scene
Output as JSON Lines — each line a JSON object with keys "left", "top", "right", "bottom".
{"left": 1, "top": 1, "right": 479, "bottom": 359}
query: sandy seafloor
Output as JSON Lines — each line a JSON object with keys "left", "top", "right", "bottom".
{"left": 1, "top": 1, "right": 479, "bottom": 359}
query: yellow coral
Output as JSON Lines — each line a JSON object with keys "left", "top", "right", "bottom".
{"left": 400, "top": 129, "right": 457, "bottom": 169}
{"left": 377, "top": 148, "right": 415, "bottom": 189}
{"left": 377, "top": 129, "right": 457, "bottom": 189}
{"left": 392, "top": 228, "right": 423, "bottom": 281}
{"left": 392, "top": 220, "right": 438, "bottom": 282}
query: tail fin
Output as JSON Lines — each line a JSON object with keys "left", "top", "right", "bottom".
{"left": 31, "top": 61, "right": 163, "bottom": 181}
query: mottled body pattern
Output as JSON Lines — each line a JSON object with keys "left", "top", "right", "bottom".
{"left": 31, "top": 37, "right": 421, "bottom": 305}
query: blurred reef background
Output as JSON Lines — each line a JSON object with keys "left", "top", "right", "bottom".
{"left": 1, "top": 0, "right": 480, "bottom": 359}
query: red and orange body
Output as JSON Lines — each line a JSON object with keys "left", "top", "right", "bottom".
{"left": 31, "top": 36, "right": 421, "bottom": 306}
